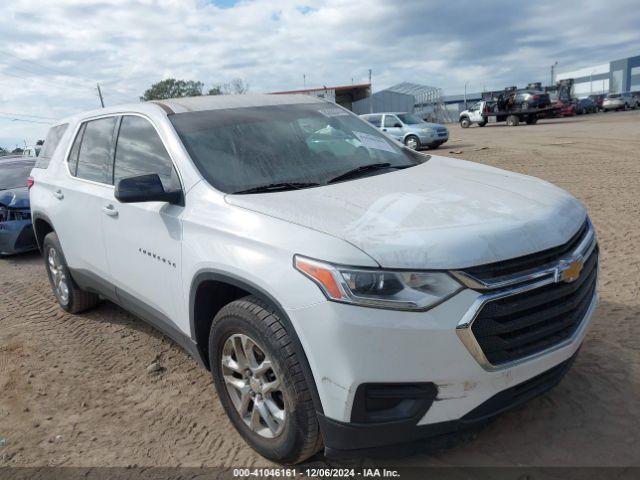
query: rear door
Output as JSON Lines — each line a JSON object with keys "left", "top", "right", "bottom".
{"left": 101, "top": 114, "right": 187, "bottom": 333}
{"left": 50, "top": 116, "right": 118, "bottom": 291}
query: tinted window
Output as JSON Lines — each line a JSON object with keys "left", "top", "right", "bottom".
{"left": 35, "top": 124, "right": 69, "bottom": 169}
{"left": 0, "top": 161, "right": 35, "bottom": 190}
{"left": 383, "top": 115, "right": 400, "bottom": 127}
{"left": 169, "top": 103, "right": 421, "bottom": 194}
{"left": 75, "top": 117, "right": 117, "bottom": 184}
{"left": 364, "top": 115, "right": 382, "bottom": 127}
{"left": 67, "top": 123, "right": 85, "bottom": 175}
{"left": 114, "top": 116, "right": 179, "bottom": 190}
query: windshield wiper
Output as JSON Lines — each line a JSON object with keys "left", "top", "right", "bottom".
{"left": 328, "top": 162, "right": 409, "bottom": 184}
{"left": 232, "top": 182, "right": 320, "bottom": 194}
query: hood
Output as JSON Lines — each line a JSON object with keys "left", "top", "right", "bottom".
{"left": 412, "top": 122, "right": 445, "bottom": 130}
{"left": 0, "top": 187, "right": 30, "bottom": 209}
{"left": 226, "top": 156, "right": 586, "bottom": 269}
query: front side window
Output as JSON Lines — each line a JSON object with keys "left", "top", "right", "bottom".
{"left": 383, "top": 115, "right": 401, "bottom": 128}
{"left": 35, "top": 124, "right": 69, "bottom": 169}
{"left": 169, "top": 103, "right": 424, "bottom": 194}
{"left": 114, "top": 115, "right": 180, "bottom": 191}
{"left": 396, "top": 113, "right": 423, "bottom": 124}
{"left": 73, "top": 117, "right": 118, "bottom": 184}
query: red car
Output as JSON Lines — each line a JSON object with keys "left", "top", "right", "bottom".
{"left": 553, "top": 100, "right": 575, "bottom": 117}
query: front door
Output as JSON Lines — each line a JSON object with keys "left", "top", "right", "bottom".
{"left": 101, "top": 115, "right": 188, "bottom": 334}
{"left": 381, "top": 114, "right": 404, "bottom": 141}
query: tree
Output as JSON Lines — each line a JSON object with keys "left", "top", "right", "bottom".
{"left": 224, "top": 78, "right": 249, "bottom": 95}
{"left": 36, "top": 139, "right": 44, "bottom": 146}
{"left": 140, "top": 78, "right": 204, "bottom": 101}
{"left": 207, "top": 85, "right": 223, "bottom": 96}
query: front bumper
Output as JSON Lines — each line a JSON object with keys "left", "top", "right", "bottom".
{"left": 602, "top": 101, "right": 624, "bottom": 110}
{"left": 417, "top": 132, "right": 448, "bottom": 146}
{"left": 0, "top": 220, "right": 37, "bottom": 255}
{"left": 289, "top": 284, "right": 597, "bottom": 452}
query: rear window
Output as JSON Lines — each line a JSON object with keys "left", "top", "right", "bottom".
{"left": 0, "top": 161, "right": 35, "bottom": 190}
{"left": 34, "top": 124, "right": 69, "bottom": 169}
{"left": 68, "top": 117, "right": 118, "bottom": 184}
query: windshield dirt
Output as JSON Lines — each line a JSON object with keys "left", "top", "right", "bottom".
{"left": 169, "top": 103, "right": 424, "bottom": 193}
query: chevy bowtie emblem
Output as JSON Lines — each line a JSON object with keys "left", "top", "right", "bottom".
{"left": 556, "top": 258, "right": 584, "bottom": 283}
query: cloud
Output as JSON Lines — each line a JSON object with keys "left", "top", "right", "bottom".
{"left": 1, "top": 0, "right": 638, "bottom": 147}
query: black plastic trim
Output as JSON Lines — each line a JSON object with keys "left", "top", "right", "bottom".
{"left": 68, "top": 267, "right": 206, "bottom": 368}
{"left": 189, "top": 269, "right": 325, "bottom": 414}
{"left": 320, "top": 349, "right": 579, "bottom": 454}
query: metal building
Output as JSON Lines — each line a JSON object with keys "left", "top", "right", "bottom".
{"left": 556, "top": 54, "right": 640, "bottom": 97}
{"left": 352, "top": 82, "right": 451, "bottom": 123}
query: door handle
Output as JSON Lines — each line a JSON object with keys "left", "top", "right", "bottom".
{"left": 382, "top": 128, "right": 387, "bottom": 131}
{"left": 102, "top": 204, "right": 118, "bottom": 217}
{"left": 53, "top": 189, "right": 64, "bottom": 200}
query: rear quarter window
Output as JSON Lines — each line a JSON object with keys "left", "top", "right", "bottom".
{"left": 34, "top": 123, "right": 69, "bottom": 169}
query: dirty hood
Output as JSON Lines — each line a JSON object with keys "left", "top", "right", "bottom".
{"left": 0, "top": 187, "right": 30, "bottom": 209}
{"left": 226, "top": 156, "right": 587, "bottom": 269}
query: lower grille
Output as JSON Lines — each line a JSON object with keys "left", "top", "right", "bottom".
{"left": 464, "top": 350, "right": 578, "bottom": 422}
{"left": 470, "top": 248, "right": 597, "bottom": 365}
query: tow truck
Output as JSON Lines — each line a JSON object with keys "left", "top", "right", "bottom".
{"left": 459, "top": 86, "right": 559, "bottom": 127}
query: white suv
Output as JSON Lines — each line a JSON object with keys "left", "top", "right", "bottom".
{"left": 29, "top": 95, "right": 598, "bottom": 464}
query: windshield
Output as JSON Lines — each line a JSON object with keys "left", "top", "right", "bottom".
{"left": 170, "top": 103, "right": 423, "bottom": 193}
{"left": 0, "top": 162, "right": 34, "bottom": 191}
{"left": 396, "top": 113, "right": 423, "bottom": 124}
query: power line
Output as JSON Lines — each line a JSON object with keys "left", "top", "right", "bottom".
{"left": 0, "top": 116, "right": 51, "bottom": 125}
{"left": 0, "top": 111, "right": 57, "bottom": 120}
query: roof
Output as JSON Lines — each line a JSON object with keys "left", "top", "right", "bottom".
{"left": 272, "top": 83, "right": 371, "bottom": 95}
{"left": 158, "top": 93, "right": 325, "bottom": 113}
{"left": 56, "top": 93, "right": 326, "bottom": 124}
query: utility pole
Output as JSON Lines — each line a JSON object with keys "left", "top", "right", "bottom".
{"left": 303, "top": 74, "right": 306, "bottom": 89}
{"left": 550, "top": 61, "right": 558, "bottom": 86}
{"left": 464, "top": 81, "right": 468, "bottom": 109}
{"left": 368, "top": 68, "right": 373, "bottom": 114}
{"left": 96, "top": 83, "right": 105, "bottom": 108}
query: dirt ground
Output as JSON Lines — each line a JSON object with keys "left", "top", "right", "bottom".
{"left": 1, "top": 110, "right": 639, "bottom": 468}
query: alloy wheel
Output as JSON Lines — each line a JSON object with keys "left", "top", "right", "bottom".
{"left": 48, "top": 247, "right": 69, "bottom": 305}
{"left": 221, "top": 333, "right": 286, "bottom": 438}
{"left": 405, "top": 137, "right": 418, "bottom": 150}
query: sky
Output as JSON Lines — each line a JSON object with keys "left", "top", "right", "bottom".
{"left": 1, "top": 0, "right": 639, "bottom": 148}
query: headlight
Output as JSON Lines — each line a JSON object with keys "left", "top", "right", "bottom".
{"left": 294, "top": 255, "right": 462, "bottom": 311}
{"left": 421, "top": 128, "right": 435, "bottom": 134}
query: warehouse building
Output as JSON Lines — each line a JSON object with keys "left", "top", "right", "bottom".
{"left": 556, "top": 54, "right": 640, "bottom": 97}
{"left": 272, "top": 83, "right": 371, "bottom": 111}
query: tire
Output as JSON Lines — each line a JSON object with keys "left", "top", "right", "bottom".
{"left": 43, "top": 232, "right": 100, "bottom": 313}
{"left": 477, "top": 120, "right": 487, "bottom": 127}
{"left": 506, "top": 115, "right": 519, "bottom": 126}
{"left": 525, "top": 115, "right": 538, "bottom": 125}
{"left": 460, "top": 117, "right": 471, "bottom": 128}
{"left": 209, "top": 296, "right": 322, "bottom": 464}
{"left": 404, "top": 135, "right": 420, "bottom": 150}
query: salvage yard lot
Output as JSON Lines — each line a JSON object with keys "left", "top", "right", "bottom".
{"left": 1, "top": 110, "right": 639, "bottom": 467}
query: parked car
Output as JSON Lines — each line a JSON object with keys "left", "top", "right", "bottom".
{"left": 360, "top": 112, "right": 448, "bottom": 150}
{"left": 507, "top": 89, "right": 552, "bottom": 110}
{"left": 30, "top": 95, "right": 598, "bottom": 464}
{"left": 575, "top": 98, "right": 597, "bottom": 114}
{"left": 552, "top": 100, "right": 576, "bottom": 117}
{"left": 587, "top": 94, "right": 607, "bottom": 111}
{"left": 602, "top": 92, "right": 636, "bottom": 111}
{"left": 0, "top": 158, "right": 37, "bottom": 255}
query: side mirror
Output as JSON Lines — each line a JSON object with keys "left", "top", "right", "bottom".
{"left": 115, "top": 173, "right": 183, "bottom": 205}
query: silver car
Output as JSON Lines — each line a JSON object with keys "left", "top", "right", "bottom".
{"left": 602, "top": 93, "right": 636, "bottom": 111}
{"left": 360, "top": 112, "right": 449, "bottom": 150}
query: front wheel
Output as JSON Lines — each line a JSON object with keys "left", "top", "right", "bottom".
{"left": 43, "top": 232, "right": 100, "bottom": 313}
{"left": 209, "top": 296, "right": 322, "bottom": 464}
{"left": 460, "top": 117, "right": 471, "bottom": 128}
{"left": 506, "top": 114, "right": 520, "bottom": 126}
{"left": 404, "top": 135, "right": 420, "bottom": 150}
